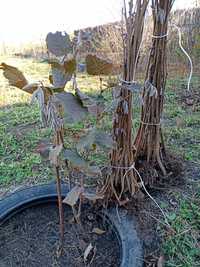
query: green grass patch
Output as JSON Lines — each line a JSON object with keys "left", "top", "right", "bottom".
{"left": 163, "top": 193, "right": 200, "bottom": 267}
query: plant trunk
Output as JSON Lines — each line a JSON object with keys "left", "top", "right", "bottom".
{"left": 134, "top": 0, "right": 174, "bottom": 175}
{"left": 102, "top": 0, "right": 149, "bottom": 201}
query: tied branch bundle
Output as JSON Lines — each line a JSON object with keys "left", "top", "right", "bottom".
{"left": 101, "top": 0, "right": 149, "bottom": 202}
{"left": 134, "top": 0, "right": 175, "bottom": 176}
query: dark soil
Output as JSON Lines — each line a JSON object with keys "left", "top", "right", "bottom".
{"left": 0, "top": 203, "right": 121, "bottom": 267}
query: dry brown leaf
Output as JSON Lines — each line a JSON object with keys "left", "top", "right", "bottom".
{"left": 86, "top": 54, "right": 120, "bottom": 75}
{"left": 22, "top": 82, "right": 40, "bottom": 94}
{"left": 0, "top": 62, "right": 28, "bottom": 90}
{"left": 63, "top": 186, "right": 82, "bottom": 206}
{"left": 92, "top": 227, "right": 106, "bottom": 235}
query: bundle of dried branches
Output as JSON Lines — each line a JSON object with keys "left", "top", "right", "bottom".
{"left": 134, "top": 0, "right": 175, "bottom": 176}
{"left": 101, "top": 0, "right": 149, "bottom": 202}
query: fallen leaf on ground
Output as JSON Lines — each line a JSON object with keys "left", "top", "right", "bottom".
{"left": 92, "top": 228, "right": 106, "bottom": 235}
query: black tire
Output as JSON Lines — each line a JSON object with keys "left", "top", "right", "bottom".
{"left": 0, "top": 183, "right": 143, "bottom": 267}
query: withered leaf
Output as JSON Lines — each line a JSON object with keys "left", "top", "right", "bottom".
{"left": 55, "top": 92, "right": 88, "bottom": 124}
{"left": 46, "top": 31, "right": 72, "bottom": 56}
{"left": 49, "top": 58, "right": 76, "bottom": 89}
{"left": 63, "top": 186, "right": 82, "bottom": 206}
{"left": 86, "top": 54, "right": 120, "bottom": 75}
{"left": 92, "top": 228, "right": 106, "bottom": 235}
{"left": 0, "top": 62, "right": 28, "bottom": 90}
{"left": 75, "top": 87, "right": 94, "bottom": 107}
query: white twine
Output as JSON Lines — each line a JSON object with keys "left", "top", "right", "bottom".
{"left": 141, "top": 121, "right": 161, "bottom": 126}
{"left": 122, "top": 163, "right": 171, "bottom": 227}
{"left": 119, "top": 78, "right": 138, "bottom": 85}
{"left": 120, "top": 24, "right": 193, "bottom": 95}
{"left": 171, "top": 23, "right": 193, "bottom": 92}
{"left": 152, "top": 33, "right": 168, "bottom": 39}
{"left": 101, "top": 164, "right": 170, "bottom": 227}
{"left": 150, "top": 24, "right": 193, "bottom": 92}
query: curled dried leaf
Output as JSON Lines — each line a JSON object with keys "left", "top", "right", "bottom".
{"left": 63, "top": 186, "right": 82, "bottom": 206}
{"left": 0, "top": 62, "right": 28, "bottom": 90}
{"left": 92, "top": 228, "right": 106, "bottom": 235}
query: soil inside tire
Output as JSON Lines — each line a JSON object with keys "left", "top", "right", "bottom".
{"left": 0, "top": 203, "right": 121, "bottom": 267}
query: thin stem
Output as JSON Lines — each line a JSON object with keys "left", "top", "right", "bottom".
{"left": 56, "top": 165, "right": 64, "bottom": 245}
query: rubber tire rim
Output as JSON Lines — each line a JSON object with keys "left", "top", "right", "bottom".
{"left": 0, "top": 183, "right": 143, "bottom": 267}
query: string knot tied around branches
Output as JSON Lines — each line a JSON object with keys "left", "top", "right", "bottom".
{"left": 119, "top": 78, "right": 142, "bottom": 93}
